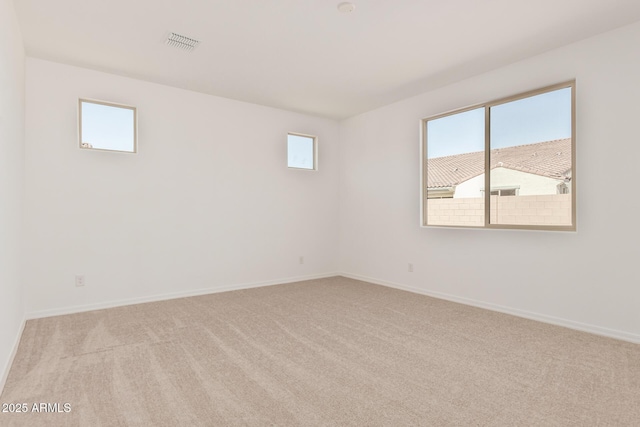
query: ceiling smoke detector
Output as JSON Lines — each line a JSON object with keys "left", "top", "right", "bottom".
{"left": 165, "top": 32, "right": 200, "bottom": 52}
{"left": 337, "top": 2, "right": 356, "bottom": 13}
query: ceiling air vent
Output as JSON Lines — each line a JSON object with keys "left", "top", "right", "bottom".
{"left": 165, "top": 32, "right": 200, "bottom": 52}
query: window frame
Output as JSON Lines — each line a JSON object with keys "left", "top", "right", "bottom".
{"left": 420, "top": 81, "right": 576, "bottom": 231}
{"left": 287, "top": 132, "right": 318, "bottom": 171}
{"left": 78, "top": 98, "right": 138, "bottom": 154}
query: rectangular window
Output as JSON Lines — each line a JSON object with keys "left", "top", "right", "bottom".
{"left": 489, "top": 188, "right": 518, "bottom": 197}
{"left": 421, "top": 81, "right": 575, "bottom": 231}
{"left": 78, "top": 99, "right": 137, "bottom": 153}
{"left": 287, "top": 133, "right": 317, "bottom": 170}
{"left": 425, "top": 107, "right": 485, "bottom": 227}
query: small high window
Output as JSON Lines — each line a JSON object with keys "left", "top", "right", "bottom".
{"left": 78, "top": 99, "right": 137, "bottom": 153}
{"left": 287, "top": 133, "right": 317, "bottom": 170}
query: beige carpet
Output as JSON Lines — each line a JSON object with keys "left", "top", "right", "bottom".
{"left": 1, "top": 276, "right": 638, "bottom": 426}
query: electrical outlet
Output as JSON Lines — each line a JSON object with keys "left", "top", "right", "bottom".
{"left": 75, "top": 275, "right": 85, "bottom": 287}
{"left": 299, "top": 256, "right": 304, "bottom": 265}
{"left": 408, "top": 263, "right": 413, "bottom": 273}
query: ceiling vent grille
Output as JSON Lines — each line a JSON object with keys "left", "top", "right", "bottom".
{"left": 165, "top": 32, "right": 200, "bottom": 52}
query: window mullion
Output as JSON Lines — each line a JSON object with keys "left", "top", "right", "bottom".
{"left": 484, "top": 105, "right": 491, "bottom": 227}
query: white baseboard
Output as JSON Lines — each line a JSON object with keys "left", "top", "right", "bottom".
{"left": 340, "top": 272, "right": 640, "bottom": 344}
{"left": 23, "top": 271, "right": 640, "bottom": 344}
{"left": 26, "top": 272, "right": 340, "bottom": 320}
{"left": 0, "top": 316, "right": 26, "bottom": 396}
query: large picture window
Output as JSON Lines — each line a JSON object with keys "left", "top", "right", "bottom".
{"left": 421, "top": 82, "right": 575, "bottom": 231}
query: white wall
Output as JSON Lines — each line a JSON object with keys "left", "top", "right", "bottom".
{"left": 19, "top": 18, "right": 640, "bottom": 343}
{"left": 453, "top": 174, "right": 484, "bottom": 198}
{"left": 0, "top": 0, "right": 25, "bottom": 391}
{"left": 339, "top": 21, "right": 640, "bottom": 342}
{"left": 24, "top": 58, "right": 340, "bottom": 316}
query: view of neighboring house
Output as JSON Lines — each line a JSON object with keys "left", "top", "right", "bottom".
{"left": 427, "top": 138, "right": 572, "bottom": 199}
{"left": 426, "top": 138, "right": 573, "bottom": 227}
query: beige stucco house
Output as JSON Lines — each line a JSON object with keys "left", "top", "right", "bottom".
{"left": 427, "top": 138, "right": 572, "bottom": 199}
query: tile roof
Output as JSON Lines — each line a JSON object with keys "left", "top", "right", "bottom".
{"left": 427, "top": 138, "right": 571, "bottom": 188}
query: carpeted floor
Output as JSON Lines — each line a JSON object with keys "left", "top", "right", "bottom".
{"left": 1, "top": 276, "right": 638, "bottom": 426}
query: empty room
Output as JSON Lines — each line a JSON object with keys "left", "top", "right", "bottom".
{"left": 1, "top": 0, "right": 639, "bottom": 425}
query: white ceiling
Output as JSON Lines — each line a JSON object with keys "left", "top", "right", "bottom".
{"left": 15, "top": 0, "right": 640, "bottom": 119}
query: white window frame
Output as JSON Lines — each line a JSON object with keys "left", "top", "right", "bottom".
{"left": 78, "top": 98, "right": 138, "bottom": 154}
{"left": 287, "top": 132, "right": 318, "bottom": 171}
{"left": 420, "top": 81, "right": 576, "bottom": 231}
